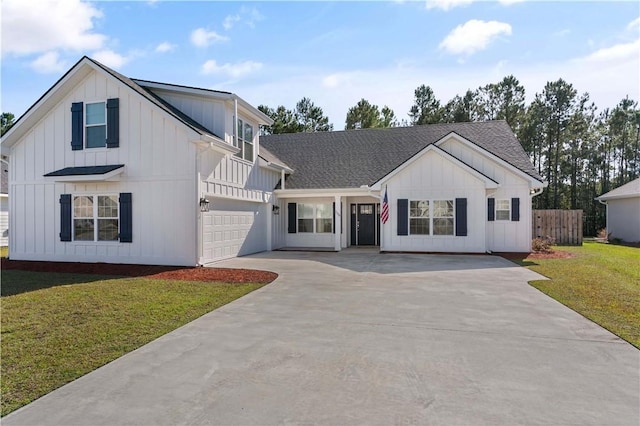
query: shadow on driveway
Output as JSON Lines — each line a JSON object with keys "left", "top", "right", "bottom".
{"left": 246, "top": 247, "right": 531, "bottom": 275}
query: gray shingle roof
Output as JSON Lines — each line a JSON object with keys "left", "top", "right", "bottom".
{"left": 260, "top": 121, "right": 542, "bottom": 189}
{"left": 258, "top": 146, "right": 291, "bottom": 170}
{"left": 596, "top": 177, "right": 640, "bottom": 200}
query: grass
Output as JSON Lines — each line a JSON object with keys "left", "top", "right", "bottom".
{"left": 513, "top": 242, "right": 640, "bottom": 349}
{"left": 1, "top": 271, "right": 267, "bottom": 416}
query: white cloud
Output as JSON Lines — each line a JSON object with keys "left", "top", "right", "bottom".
{"left": 581, "top": 39, "right": 640, "bottom": 64}
{"left": 190, "top": 28, "right": 229, "bottom": 48}
{"left": 439, "top": 20, "right": 512, "bottom": 55}
{"left": 223, "top": 14, "right": 241, "bottom": 30}
{"left": 222, "top": 7, "right": 264, "bottom": 30}
{"left": 627, "top": 17, "right": 640, "bottom": 31}
{"left": 201, "top": 60, "right": 263, "bottom": 78}
{"left": 30, "top": 51, "right": 68, "bottom": 74}
{"left": 425, "top": 0, "right": 474, "bottom": 11}
{"left": 241, "top": 6, "right": 264, "bottom": 29}
{"left": 155, "top": 42, "right": 176, "bottom": 53}
{"left": 1, "top": 0, "right": 106, "bottom": 56}
{"left": 92, "top": 50, "right": 129, "bottom": 69}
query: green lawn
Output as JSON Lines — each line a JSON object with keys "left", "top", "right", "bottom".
{"left": 1, "top": 271, "right": 267, "bottom": 416}
{"left": 514, "top": 242, "right": 640, "bottom": 349}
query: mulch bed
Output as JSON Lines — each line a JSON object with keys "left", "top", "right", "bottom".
{"left": 1, "top": 258, "right": 277, "bottom": 284}
{"left": 500, "top": 250, "right": 575, "bottom": 260}
{"left": 525, "top": 251, "right": 575, "bottom": 259}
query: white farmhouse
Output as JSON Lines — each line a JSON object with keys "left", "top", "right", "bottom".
{"left": 0, "top": 57, "right": 546, "bottom": 266}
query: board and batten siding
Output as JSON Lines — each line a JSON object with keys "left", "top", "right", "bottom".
{"left": 439, "top": 137, "right": 533, "bottom": 252}
{"left": 199, "top": 150, "right": 281, "bottom": 202}
{"left": 8, "top": 69, "right": 199, "bottom": 265}
{"left": 0, "top": 197, "right": 8, "bottom": 246}
{"left": 149, "top": 91, "right": 227, "bottom": 141}
{"left": 381, "top": 149, "right": 487, "bottom": 253}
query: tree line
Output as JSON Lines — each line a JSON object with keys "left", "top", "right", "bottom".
{"left": 258, "top": 77, "right": 639, "bottom": 236}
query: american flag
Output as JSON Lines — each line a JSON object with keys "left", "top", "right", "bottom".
{"left": 381, "top": 186, "right": 389, "bottom": 224}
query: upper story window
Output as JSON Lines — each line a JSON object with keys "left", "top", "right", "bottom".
{"left": 235, "top": 118, "right": 254, "bottom": 162}
{"left": 71, "top": 99, "right": 119, "bottom": 151}
{"left": 86, "top": 102, "right": 107, "bottom": 148}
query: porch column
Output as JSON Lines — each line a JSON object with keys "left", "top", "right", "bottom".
{"left": 334, "top": 195, "right": 342, "bottom": 252}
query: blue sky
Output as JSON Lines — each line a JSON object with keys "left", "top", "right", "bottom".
{"left": 2, "top": 1, "right": 639, "bottom": 129}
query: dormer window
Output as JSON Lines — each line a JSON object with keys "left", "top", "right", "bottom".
{"left": 86, "top": 102, "right": 107, "bottom": 148}
{"left": 235, "top": 118, "right": 254, "bottom": 162}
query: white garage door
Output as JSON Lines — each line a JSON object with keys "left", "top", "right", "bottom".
{"left": 202, "top": 198, "right": 267, "bottom": 263}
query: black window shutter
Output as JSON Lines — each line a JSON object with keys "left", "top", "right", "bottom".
{"left": 60, "top": 194, "right": 72, "bottom": 241}
{"left": 488, "top": 198, "right": 495, "bottom": 221}
{"left": 511, "top": 197, "right": 520, "bottom": 221}
{"left": 119, "top": 193, "right": 133, "bottom": 243}
{"left": 397, "top": 199, "right": 408, "bottom": 236}
{"left": 288, "top": 203, "right": 297, "bottom": 233}
{"left": 455, "top": 198, "right": 467, "bottom": 236}
{"left": 71, "top": 102, "right": 83, "bottom": 151}
{"left": 333, "top": 202, "right": 336, "bottom": 234}
{"left": 106, "top": 98, "right": 120, "bottom": 148}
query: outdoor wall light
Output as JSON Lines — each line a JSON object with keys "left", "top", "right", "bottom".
{"left": 199, "top": 197, "right": 210, "bottom": 212}
{"left": 272, "top": 205, "right": 280, "bottom": 215}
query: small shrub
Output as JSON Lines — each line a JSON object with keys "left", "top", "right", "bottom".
{"left": 532, "top": 236, "right": 555, "bottom": 253}
{"left": 597, "top": 228, "right": 609, "bottom": 241}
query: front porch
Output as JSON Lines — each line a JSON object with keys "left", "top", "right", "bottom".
{"left": 271, "top": 189, "right": 382, "bottom": 252}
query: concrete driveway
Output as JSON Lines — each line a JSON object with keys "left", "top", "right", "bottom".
{"left": 5, "top": 250, "right": 639, "bottom": 425}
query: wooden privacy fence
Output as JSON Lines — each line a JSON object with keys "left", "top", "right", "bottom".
{"left": 532, "top": 210, "right": 583, "bottom": 245}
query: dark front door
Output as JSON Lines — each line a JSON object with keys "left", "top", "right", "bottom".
{"left": 357, "top": 204, "right": 376, "bottom": 245}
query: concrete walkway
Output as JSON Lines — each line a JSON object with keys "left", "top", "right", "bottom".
{"left": 5, "top": 250, "right": 639, "bottom": 425}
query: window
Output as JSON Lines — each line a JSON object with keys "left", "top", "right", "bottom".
{"left": 298, "top": 203, "right": 314, "bottom": 233}
{"left": 432, "top": 200, "right": 454, "bottom": 235}
{"left": 496, "top": 199, "right": 510, "bottom": 221}
{"left": 86, "top": 102, "right": 107, "bottom": 148}
{"left": 73, "top": 195, "right": 119, "bottom": 241}
{"left": 298, "top": 203, "right": 332, "bottom": 233}
{"left": 409, "top": 199, "right": 454, "bottom": 236}
{"left": 316, "top": 203, "right": 333, "bottom": 233}
{"left": 235, "top": 118, "right": 254, "bottom": 162}
{"left": 410, "top": 200, "right": 430, "bottom": 235}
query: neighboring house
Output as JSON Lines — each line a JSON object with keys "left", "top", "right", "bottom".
{"left": 0, "top": 57, "right": 546, "bottom": 266}
{"left": 596, "top": 178, "right": 640, "bottom": 243}
{"left": 1, "top": 155, "right": 8, "bottom": 246}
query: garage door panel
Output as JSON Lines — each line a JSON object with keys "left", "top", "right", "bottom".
{"left": 201, "top": 199, "right": 267, "bottom": 263}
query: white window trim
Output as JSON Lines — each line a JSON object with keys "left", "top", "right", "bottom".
{"left": 72, "top": 194, "right": 119, "bottom": 242}
{"left": 409, "top": 199, "right": 455, "bottom": 236}
{"left": 235, "top": 117, "right": 255, "bottom": 162}
{"left": 495, "top": 199, "right": 511, "bottom": 221}
{"left": 85, "top": 100, "right": 108, "bottom": 149}
{"left": 297, "top": 203, "right": 333, "bottom": 234}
